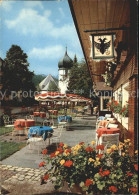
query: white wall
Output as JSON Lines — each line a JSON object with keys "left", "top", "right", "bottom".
{"left": 58, "top": 69, "right": 69, "bottom": 94}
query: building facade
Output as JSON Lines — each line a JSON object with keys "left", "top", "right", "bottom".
{"left": 68, "top": 0, "right": 138, "bottom": 154}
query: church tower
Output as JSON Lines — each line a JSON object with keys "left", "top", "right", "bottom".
{"left": 58, "top": 48, "right": 73, "bottom": 94}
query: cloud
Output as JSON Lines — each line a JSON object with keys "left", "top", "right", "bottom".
{"left": 24, "top": 1, "right": 44, "bottom": 10}
{"left": 0, "top": 0, "right": 13, "bottom": 12}
{"left": 5, "top": 9, "right": 53, "bottom": 36}
{"left": 5, "top": 8, "right": 75, "bottom": 40}
{"left": 29, "top": 45, "right": 65, "bottom": 60}
{"left": 58, "top": 7, "right": 65, "bottom": 17}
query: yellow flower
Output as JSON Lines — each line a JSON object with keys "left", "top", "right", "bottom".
{"left": 96, "top": 157, "right": 99, "bottom": 161}
{"left": 55, "top": 151, "right": 59, "bottom": 156}
{"left": 60, "top": 159, "right": 65, "bottom": 165}
{"left": 89, "top": 158, "right": 95, "bottom": 162}
{"left": 64, "top": 144, "right": 68, "bottom": 148}
{"left": 124, "top": 139, "right": 128, "bottom": 143}
{"left": 91, "top": 141, "right": 96, "bottom": 145}
{"left": 135, "top": 150, "right": 138, "bottom": 154}
{"left": 122, "top": 152, "right": 125, "bottom": 156}
{"left": 111, "top": 144, "right": 118, "bottom": 150}
{"left": 73, "top": 151, "right": 78, "bottom": 155}
{"left": 129, "top": 143, "right": 132, "bottom": 146}
{"left": 107, "top": 149, "right": 112, "bottom": 153}
{"left": 64, "top": 152, "right": 70, "bottom": 156}
{"left": 127, "top": 139, "right": 131, "bottom": 142}
{"left": 94, "top": 161, "right": 101, "bottom": 166}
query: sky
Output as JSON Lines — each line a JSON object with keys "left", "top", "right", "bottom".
{"left": 0, "top": 0, "right": 84, "bottom": 77}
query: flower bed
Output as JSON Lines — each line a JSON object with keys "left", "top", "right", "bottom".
{"left": 39, "top": 140, "right": 138, "bottom": 194}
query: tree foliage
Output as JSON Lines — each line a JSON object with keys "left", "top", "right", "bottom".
{"left": 68, "top": 59, "right": 92, "bottom": 98}
{"left": 3, "top": 45, "right": 35, "bottom": 92}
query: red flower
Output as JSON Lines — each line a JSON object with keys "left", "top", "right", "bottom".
{"left": 109, "top": 186, "right": 118, "bottom": 192}
{"left": 64, "top": 160, "right": 73, "bottom": 167}
{"left": 79, "top": 142, "right": 85, "bottom": 145}
{"left": 39, "top": 161, "right": 45, "bottom": 167}
{"left": 42, "top": 149, "right": 48, "bottom": 155}
{"left": 112, "top": 99, "right": 115, "bottom": 101}
{"left": 57, "top": 148, "right": 64, "bottom": 154}
{"left": 97, "top": 154, "right": 103, "bottom": 159}
{"left": 127, "top": 172, "right": 133, "bottom": 177}
{"left": 85, "top": 179, "right": 93, "bottom": 187}
{"left": 99, "top": 168, "right": 103, "bottom": 172}
{"left": 134, "top": 164, "right": 138, "bottom": 171}
{"left": 85, "top": 146, "right": 93, "bottom": 152}
{"left": 59, "top": 142, "right": 64, "bottom": 147}
{"left": 115, "top": 101, "right": 118, "bottom": 105}
{"left": 130, "top": 187, "right": 137, "bottom": 193}
{"left": 50, "top": 153, "right": 56, "bottom": 158}
{"left": 43, "top": 174, "right": 49, "bottom": 181}
{"left": 103, "top": 170, "right": 110, "bottom": 176}
{"left": 96, "top": 145, "right": 104, "bottom": 150}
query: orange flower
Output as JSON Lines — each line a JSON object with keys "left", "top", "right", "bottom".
{"left": 43, "top": 174, "right": 49, "bottom": 181}
{"left": 127, "top": 172, "right": 133, "bottom": 177}
{"left": 59, "top": 142, "right": 64, "bottom": 147}
{"left": 130, "top": 187, "right": 137, "bottom": 193}
{"left": 85, "top": 179, "right": 93, "bottom": 187}
{"left": 64, "top": 160, "right": 73, "bottom": 167}
{"left": 39, "top": 161, "right": 45, "bottom": 167}
{"left": 96, "top": 145, "right": 104, "bottom": 150}
{"left": 85, "top": 146, "right": 93, "bottom": 152}
{"left": 57, "top": 147, "right": 64, "bottom": 154}
{"left": 109, "top": 186, "right": 118, "bottom": 192}
{"left": 65, "top": 149, "right": 72, "bottom": 154}
{"left": 134, "top": 164, "right": 138, "bottom": 171}
{"left": 42, "top": 149, "right": 48, "bottom": 155}
{"left": 50, "top": 153, "right": 56, "bottom": 158}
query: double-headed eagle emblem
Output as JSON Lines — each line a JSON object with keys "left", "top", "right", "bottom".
{"left": 94, "top": 38, "right": 111, "bottom": 54}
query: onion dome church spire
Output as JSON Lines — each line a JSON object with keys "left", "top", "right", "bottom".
{"left": 58, "top": 47, "right": 73, "bottom": 69}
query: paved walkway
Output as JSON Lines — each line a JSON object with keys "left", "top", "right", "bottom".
{"left": 0, "top": 115, "right": 97, "bottom": 194}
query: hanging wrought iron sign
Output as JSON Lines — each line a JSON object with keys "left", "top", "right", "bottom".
{"left": 91, "top": 33, "right": 115, "bottom": 60}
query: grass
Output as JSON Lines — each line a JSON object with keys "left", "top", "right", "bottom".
{"left": 0, "top": 141, "right": 26, "bottom": 160}
{"left": 0, "top": 126, "right": 13, "bottom": 136}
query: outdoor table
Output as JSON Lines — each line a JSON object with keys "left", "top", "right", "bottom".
{"left": 48, "top": 110, "right": 58, "bottom": 115}
{"left": 33, "top": 112, "right": 40, "bottom": 117}
{"left": 58, "top": 116, "right": 72, "bottom": 123}
{"left": 28, "top": 126, "right": 53, "bottom": 141}
{"left": 96, "top": 127, "right": 120, "bottom": 138}
{"left": 40, "top": 112, "right": 46, "bottom": 118}
{"left": 14, "top": 119, "right": 35, "bottom": 130}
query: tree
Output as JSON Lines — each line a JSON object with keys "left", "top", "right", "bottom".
{"left": 2, "top": 45, "right": 36, "bottom": 106}
{"left": 68, "top": 59, "right": 93, "bottom": 98}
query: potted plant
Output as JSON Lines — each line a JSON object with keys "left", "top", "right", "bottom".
{"left": 39, "top": 140, "right": 138, "bottom": 194}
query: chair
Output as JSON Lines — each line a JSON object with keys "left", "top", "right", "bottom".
{"left": 105, "top": 114, "right": 112, "bottom": 118}
{"left": 3, "top": 115, "right": 14, "bottom": 126}
{"left": 107, "top": 123, "right": 118, "bottom": 128}
{"left": 98, "top": 133, "right": 120, "bottom": 149}
{"left": 43, "top": 120, "right": 51, "bottom": 126}
{"left": 49, "top": 126, "right": 63, "bottom": 146}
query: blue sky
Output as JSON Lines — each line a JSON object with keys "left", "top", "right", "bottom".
{"left": 0, "top": 0, "right": 84, "bottom": 77}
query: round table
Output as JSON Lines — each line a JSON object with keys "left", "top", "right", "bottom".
{"left": 14, "top": 119, "right": 35, "bottom": 130}
{"left": 96, "top": 127, "right": 120, "bottom": 138}
{"left": 28, "top": 126, "right": 53, "bottom": 140}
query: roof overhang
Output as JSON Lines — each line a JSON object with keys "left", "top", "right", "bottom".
{"left": 68, "top": 0, "right": 132, "bottom": 84}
